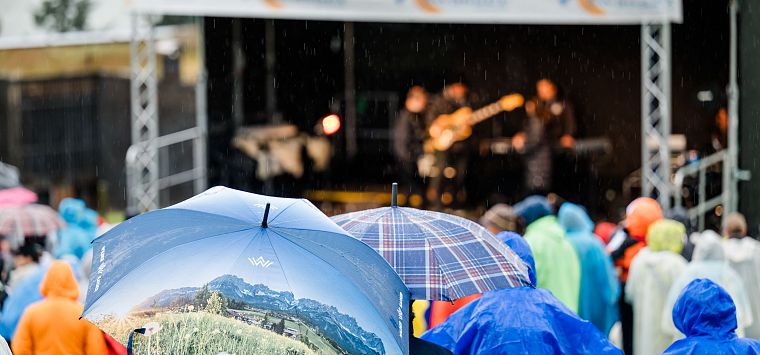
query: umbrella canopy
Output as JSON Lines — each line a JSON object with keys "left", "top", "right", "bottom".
{"left": 0, "top": 162, "right": 20, "bottom": 190}
{"left": 331, "top": 204, "right": 531, "bottom": 301}
{"left": 83, "top": 186, "right": 409, "bottom": 355}
{"left": 0, "top": 187, "right": 38, "bottom": 207}
{"left": 0, "top": 204, "right": 65, "bottom": 248}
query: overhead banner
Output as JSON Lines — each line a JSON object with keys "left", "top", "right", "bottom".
{"left": 132, "top": 0, "right": 682, "bottom": 24}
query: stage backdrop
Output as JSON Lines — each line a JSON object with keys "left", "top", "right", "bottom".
{"left": 132, "top": 0, "right": 681, "bottom": 24}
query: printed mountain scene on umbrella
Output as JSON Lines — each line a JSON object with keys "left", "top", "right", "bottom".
{"left": 94, "top": 274, "right": 384, "bottom": 355}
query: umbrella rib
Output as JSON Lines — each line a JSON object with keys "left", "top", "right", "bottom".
{"left": 262, "top": 229, "right": 296, "bottom": 303}
{"left": 410, "top": 216, "right": 487, "bottom": 297}
{"left": 266, "top": 199, "right": 300, "bottom": 225}
{"left": 270, "top": 227, "right": 406, "bottom": 354}
{"left": 85, "top": 227, "right": 256, "bottom": 310}
{"left": 270, "top": 228, "right": 398, "bottom": 305}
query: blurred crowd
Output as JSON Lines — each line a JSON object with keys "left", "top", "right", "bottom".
{"left": 0, "top": 189, "right": 121, "bottom": 355}
{"left": 1, "top": 184, "right": 760, "bottom": 354}
{"left": 415, "top": 195, "right": 760, "bottom": 354}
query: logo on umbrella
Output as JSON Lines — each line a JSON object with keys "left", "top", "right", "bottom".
{"left": 248, "top": 256, "right": 274, "bottom": 268}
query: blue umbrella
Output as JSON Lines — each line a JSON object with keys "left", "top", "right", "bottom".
{"left": 331, "top": 183, "right": 531, "bottom": 301}
{"left": 83, "top": 186, "right": 409, "bottom": 355}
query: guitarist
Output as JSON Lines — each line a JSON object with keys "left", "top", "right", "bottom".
{"left": 425, "top": 81, "right": 474, "bottom": 207}
{"left": 393, "top": 86, "right": 429, "bottom": 202}
{"left": 512, "top": 78, "right": 576, "bottom": 194}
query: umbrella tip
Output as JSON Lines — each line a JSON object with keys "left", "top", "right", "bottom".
{"left": 262, "top": 203, "right": 271, "bottom": 228}
{"left": 391, "top": 182, "right": 398, "bottom": 207}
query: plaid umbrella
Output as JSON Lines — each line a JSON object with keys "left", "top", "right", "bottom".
{"left": 332, "top": 185, "right": 531, "bottom": 301}
{"left": 0, "top": 204, "right": 65, "bottom": 248}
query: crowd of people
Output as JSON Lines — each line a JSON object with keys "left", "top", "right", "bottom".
{"left": 414, "top": 194, "right": 760, "bottom": 354}
{"left": 1, "top": 187, "right": 760, "bottom": 354}
{"left": 0, "top": 197, "right": 119, "bottom": 355}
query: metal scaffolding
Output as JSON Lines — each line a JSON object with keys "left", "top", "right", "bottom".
{"left": 126, "top": 16, "right": 208, "bottom": 215}
{"left": 127, "top": 14, "right": 160, "bottom": 214}
{"left": 641, "top": 23, "right": 673, "bottom": 210}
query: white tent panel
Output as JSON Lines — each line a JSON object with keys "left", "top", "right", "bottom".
{"left": 131, "top": 0, "right": 681, "bottom": 24}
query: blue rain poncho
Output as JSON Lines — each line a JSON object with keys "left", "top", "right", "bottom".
{"left": 0, "top": 265, "right": 47, "bottom": 340}
{"left": 420, "top": 232, "right": 621, "bottom": 355}
{"left": 663, "top": 279, "right": 760, "bottom": 354}
{"left": 662, "top": 231, "right": 753, "bottom": 340}
{"left": 558, "top": 203, "right": 619, "bottom": 335}
{"left": 55, "top": 198, "right": 98, "bottom": 260}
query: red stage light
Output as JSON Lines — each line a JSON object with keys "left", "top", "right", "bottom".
{"left": 322, "top": 114, "right": 341, "bottom": 135}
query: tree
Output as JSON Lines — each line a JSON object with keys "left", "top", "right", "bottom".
{"left": 194, "top": 284, "right": 211, "bottom": 310}
{"left": 206, "top": 292, "right": 228, "bottom": 315}
{"left": 34, "top": 0, "right": 91, "bottom": 33}
{"left": 273, "top": 319, "right": 286, "bottom": 335}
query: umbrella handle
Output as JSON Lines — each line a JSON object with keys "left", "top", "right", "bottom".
{"left": 127, "top": 328, "right": 146, "bottom": 355}
{"left": 392, "top": 183, "right": 398, "bottom": 207}
{"left": 262, "top": 203, "right": 271, "bottom": 228}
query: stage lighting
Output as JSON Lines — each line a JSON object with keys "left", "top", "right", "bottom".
{"left": 321, "top": 114, "right": 341, "bottom": 135}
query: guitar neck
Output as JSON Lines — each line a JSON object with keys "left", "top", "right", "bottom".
{"left": 468, "top": 102, "right": 506, "bottom": 125}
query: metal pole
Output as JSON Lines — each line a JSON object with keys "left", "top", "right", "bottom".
{"left": 344, "top": 22, "right": 358, "bottom": 159}
{"left": 662, "top": 23, "right": 672, "bottom": 210}
{"left": 128, "top": 13, "right": 159, "bottom": 214}
{"left": 641, "top": 24, "right": 650, "bottom": 199}
{"left": 726, "top": 0, "right": 740, "bottom": 216}
{"left": 195, "top": 17, "right": 209, "bottom": 195}
{"left": 265, "top": 19, "right": 279, "bottom": 123}
{"left": 232, "top": 19, "right": 245, "bottom": 129}
{"left": 640, "top": 23, "right": 672, "bottom": 210}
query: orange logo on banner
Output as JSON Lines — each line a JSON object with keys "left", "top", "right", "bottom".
{"left": 263, "top": 0, "right": 284, "bottom": 9}
{"left": 579, "top": 0, "right": 605, "bottom": 15}
{"left": 415, "top": 0, "right": 440, "bottom": 13}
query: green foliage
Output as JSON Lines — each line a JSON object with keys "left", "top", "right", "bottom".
{"left": 273, "top": 318, "right": 286, "bottom": 335}
{"left": 33, "top": 0, "right": 90, "bottom": 32}
{"left": 104, "top": 312, "right": 315, "bottom": 355}
{"left": 193, "top": 284, "right": 210, "bottom": 310}
{"left": 206, "top": 292, "right": 228, "bottom": 315}
{"left": 227, "top": 298, "right": 247, "bottom": 310}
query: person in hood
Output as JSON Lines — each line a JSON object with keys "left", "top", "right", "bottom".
{"left": 12, "top": 261, "right": 106, "bottom": 355}
{"left": 662, "top": 230, "right": 753, "bottom": 340}
{"left": 594, "top": 221, "right": 617, "bottom": 246}
{"left": 665, "top": 207, "right": 696, "bottom": 261}
{"left": 55, "top": 199, "right": 98, "bottom": 260}
{"left": 6, "top": 239, "right": 43, "bottom": 295}
{"left": 608, "top": 197, "right": 663, "bottom": 355}
{"left": 479, "top": 203, "right": 522, "bottom": 235}
{"left": 420, "top": 231, "right": 621, "bottom": 355}
{"left": 558, "top": 203, "right": 619, "bottom": 335}
{"left": 515, "top": 195, "right": 580, "bottom": 312}
{"left": 625, "top": 219, "right": 688, "bottom": 355}
{"left": 721, "top": 212, "right": 760, "bottom": 339}
{"left": 663, "top": 279, "right": 760, "bottom": 354}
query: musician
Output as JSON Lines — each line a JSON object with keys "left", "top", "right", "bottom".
{"left": 512, "top": 79, "right": 576, "bottom": 194}
{"left": 425, "top": 81, "right": 473, "bottom": 207}
{"left": 393, "top": 86, "right": 429, "bottom": 197}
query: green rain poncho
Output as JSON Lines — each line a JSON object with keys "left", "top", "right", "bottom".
{"left": 524, "top": 215, "right": 581, "bottom": 313}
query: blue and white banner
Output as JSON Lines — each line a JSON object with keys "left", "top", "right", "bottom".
{"left": 132, "top": 0, "right": 682, "bottom": 24}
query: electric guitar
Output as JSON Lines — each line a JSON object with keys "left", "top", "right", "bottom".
{"left": 425, "top": 93, "right": 525, "bottom": 152}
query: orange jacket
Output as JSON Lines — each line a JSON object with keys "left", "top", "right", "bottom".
{"left": 12, "top": 261, "right": 107, "bottom": 355}
{"left": 615, "top": 241, "right": 645, "bottom": 282}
